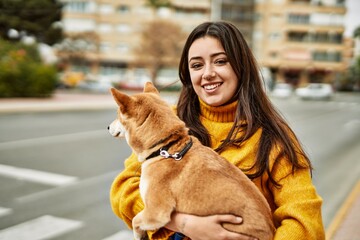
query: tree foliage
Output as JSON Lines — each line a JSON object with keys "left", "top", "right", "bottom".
{"left": 0, "top": 0, "right": 63, "bottom": 45}
{"left": 55, "top": 31, "right": 100, "bottom": 65}
{"left": 135, "top": 20, "right": 186, "bottom": 85}
{"left": 145, "top": 0, "right": 171, "bottom": 8}
{"left": 353, "top": 26, "right": 360, "bottom": 38}
{"left": 0, "top": 39, "right": 57, "bottom": 97}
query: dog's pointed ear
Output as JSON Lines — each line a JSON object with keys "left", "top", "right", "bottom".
{"left": 110, "top": 88, "right": 131, "bottom": 113}
{"left": 143, "top": 82, "right": 159, "bottom": 95}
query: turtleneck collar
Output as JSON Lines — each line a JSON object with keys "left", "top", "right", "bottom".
{"left": 199, "top": 98, "right": 238, "bottom": 123}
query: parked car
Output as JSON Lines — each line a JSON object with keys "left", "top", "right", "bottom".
{"left": 271, "top": 83, "right": 293, "bottom": 98}
{"left": 295, "top": 83, "right": 334, "bottom": 100}
{"left": 77, "top": 80, "right": 114, "bottom": 93}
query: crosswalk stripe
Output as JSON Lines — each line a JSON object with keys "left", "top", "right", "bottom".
{"left": 102, "top": 230, "right": 134, "bottom": 240}
{"left": 0, "top": 207, "right": 12, "bottom": 218}
{"left": 0, "top": 215, "right": 83, "bottom": 240}
{"left": 0, "top": 164, "right": 78, "bottom": 186}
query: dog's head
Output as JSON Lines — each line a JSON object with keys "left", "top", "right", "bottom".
{"left": 108, "top": 82, "right": 187, "bottom": 161}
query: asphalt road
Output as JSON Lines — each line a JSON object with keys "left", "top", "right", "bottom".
{"left": 0, "top": 93, "right": 359, "bottom": 239}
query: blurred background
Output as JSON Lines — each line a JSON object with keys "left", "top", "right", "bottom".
{"left": 0, "top": 0, "right": 359, "bottom": 239}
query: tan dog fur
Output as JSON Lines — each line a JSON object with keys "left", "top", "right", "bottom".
{"left": 109, "top": 82, "right": 275, "bottom": 240}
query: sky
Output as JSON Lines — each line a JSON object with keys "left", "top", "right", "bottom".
{"left": 345, "top": 0, "right": 360, "bottom": 37}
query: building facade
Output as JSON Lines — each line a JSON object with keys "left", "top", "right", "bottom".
{"left": 59, "top": 0, "right": 348, "bottom": 87}
{"left": 253, "top": 0, "right": 347, "bottom": 86}
{"left": 59, "top": 0, "right": 210, "bottom": 85}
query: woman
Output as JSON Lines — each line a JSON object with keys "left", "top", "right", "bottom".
{"left": 110, "top": 21, "right": 325, "bottom": 240}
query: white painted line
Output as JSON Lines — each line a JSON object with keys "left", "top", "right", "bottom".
{"left": 102, "top": 230, "right": 134, "bottom": 240}
{"left": 0, "top": 215, "right": 83, "bottom": 240}
{"left": 0, "top": 164, "right": 78, "bottom": 186}
{"left": 0, "top": 207, "right": 12, "bottom": 218}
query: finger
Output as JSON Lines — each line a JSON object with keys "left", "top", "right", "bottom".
{"left": 216, "top": 214, "right": 243, "bottom": 224}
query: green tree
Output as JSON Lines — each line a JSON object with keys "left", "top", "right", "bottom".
{"left": 0, "top": 39, "right": 57, "bottom": 97}
{"left": 353, "top": 26, "right": 360, "bottom": 38}
{"left": 145, "top": 0, "right": 171, "bottom": 8}
{"left": 0, "top": 0, "right": 63, "bottom": 45}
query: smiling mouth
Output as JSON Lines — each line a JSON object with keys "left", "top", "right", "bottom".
{"left": 203, "top": 83, "right": 222, "bottom": 90}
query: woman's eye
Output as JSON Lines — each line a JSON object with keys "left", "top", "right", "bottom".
{"left": 215, "top": 59, "right": 227, "bottom": 65}
{"left": 190, "top": 63, "right": 202, "bottom": 69}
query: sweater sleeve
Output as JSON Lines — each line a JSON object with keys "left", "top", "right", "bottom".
{"left": 109, "top": 152, "right": 174, "bottom": 240}
{"left": 270, "top": 157, "right": 325, "bottom": 240}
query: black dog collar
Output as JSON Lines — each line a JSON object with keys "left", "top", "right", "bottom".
{"left": 146, "top": 138, "right": 193, "bottom": 161}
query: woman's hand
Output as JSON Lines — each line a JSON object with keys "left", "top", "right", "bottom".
{"left": 166, "top": 213, "right": 258, "bottom": 240}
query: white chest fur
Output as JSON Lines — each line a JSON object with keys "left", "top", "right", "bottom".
{"left": 139, "top": 161, "right": 151, "bottom": 201}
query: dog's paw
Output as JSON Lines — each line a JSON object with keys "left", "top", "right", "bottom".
{"left": 133, "top": 230, "right": 147, "bottom": 240}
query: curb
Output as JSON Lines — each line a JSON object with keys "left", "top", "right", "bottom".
{"left": 0, "top": 102, "right": 117, "bottom": 113}
{"left": 326, "top": 180, "right": 360, "bottom": 240}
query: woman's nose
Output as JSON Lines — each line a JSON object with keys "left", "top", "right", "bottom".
{"left": 202, "top": 68, "right": 216, "bottom": 80}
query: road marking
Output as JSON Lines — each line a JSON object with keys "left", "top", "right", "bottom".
{"left": 0, "top": 207, "right": 12, "bottom": 218}
{"left": 0, "top": 164, "right": 78, "bottom": 186}
{"left": 102, "top": 230, "right": 134, "bottom": 240}
{"left": 343, "top": 119, "right": 360, "bottom": 130}
{"left": 0, "top": 215, "right": 83, "bottom": 240}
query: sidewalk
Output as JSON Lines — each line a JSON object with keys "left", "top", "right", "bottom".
{"left": 326, "top": 180, "right": 360, "bottom": 240}
{"left": 0, "top": 90, "right": 179, "bottom": 113}
{"left": 0, "top": 91, "right": 117, "bottom": 113}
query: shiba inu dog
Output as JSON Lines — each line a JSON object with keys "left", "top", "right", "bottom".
{"left": 108, "top": 82, "right": 274, "bottom": 240}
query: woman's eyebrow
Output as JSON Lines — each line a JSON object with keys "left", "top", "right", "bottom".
{"left": 188, "top": 52, "right": 227, "bottom": 62}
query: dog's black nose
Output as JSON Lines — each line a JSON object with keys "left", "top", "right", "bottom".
{"left": 107, "top": 126, "right": 109, "bottom": 130}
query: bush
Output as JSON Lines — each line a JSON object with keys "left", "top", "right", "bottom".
{"left": 0, "top": 39, "right": 57, "bottom": 97}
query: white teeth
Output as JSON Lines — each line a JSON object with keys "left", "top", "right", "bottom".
{"left": 204, "top": 83, "right": 221, "bottom": 90}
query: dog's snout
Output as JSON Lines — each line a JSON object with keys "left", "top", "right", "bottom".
{"left": 107, "top": 126, "right": 110, "bottom": 130}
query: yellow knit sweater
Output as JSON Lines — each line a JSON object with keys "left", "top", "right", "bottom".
{"left": 110, "top": 100, "right": 325, "bottom": 240}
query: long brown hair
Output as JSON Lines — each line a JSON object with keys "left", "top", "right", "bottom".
{"left": 177, "top": 21, "right": 312, "bottom": 187}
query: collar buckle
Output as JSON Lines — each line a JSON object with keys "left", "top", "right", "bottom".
{"left": 147, "top": 138, "right": 193, "bottom": 161}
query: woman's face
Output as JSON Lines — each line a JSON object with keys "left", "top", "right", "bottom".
{"left": 188, "top": 36, "right": 238, "bottom": 107}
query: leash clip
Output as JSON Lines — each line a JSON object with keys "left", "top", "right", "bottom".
{"left": 160, "top": 149, "right": 170, "bottom": 158}
{"left": 160, "top": 149, "right": 182, "bottom": 161}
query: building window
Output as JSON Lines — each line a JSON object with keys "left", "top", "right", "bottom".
{"left": 98, "top": 24, "right": 113, "bottom": 33}
{"left": 288, "top": 14, "right": 310, "bottom": 24}
{"left": 327, "top": 51, "right": 342, "bottom": 62}
{"left": 272, "top": 0, "right": 285, "bottom": 4}
{"left": 99, "top": 4, "right": 114, "bottom": 14}
{"left": 287, "top": 31, "right": 343, "bottom": 44}
{"left": 313, "top": 51, "right": 342, "bottom": 62}
{"left": 62, "top": 19, "right": 96, "bottom": 32}
{"left": 116, "top": 24, "right": 132, "bottom": 33}
{"left": 117, "top": 5, "right": 130, "bottom": 14}
{"left": 174, "top": 9, "right": 207, "bottom": 19}
{"left": 329, "top": 32, "right": 342, "bottom": 44}
{"left": 310, "top": 13, "right": 344, "bottom": 26}
{"left": 116, "top": 43, "right": 129, "bottom": 53}
{"left": 269, "top": 32, "right": 281, "bottom": 41}
{"left": 100, "top": 42, "right": 111, "bottom": 52}
{"left": 288, "top": 31, "right": 307, "bottom": 42}
{"left": 64, "top": 1, "right": 89, "bottom": 13}
{"left": 157, "top": 7, "right": 172, "bottom": 17}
